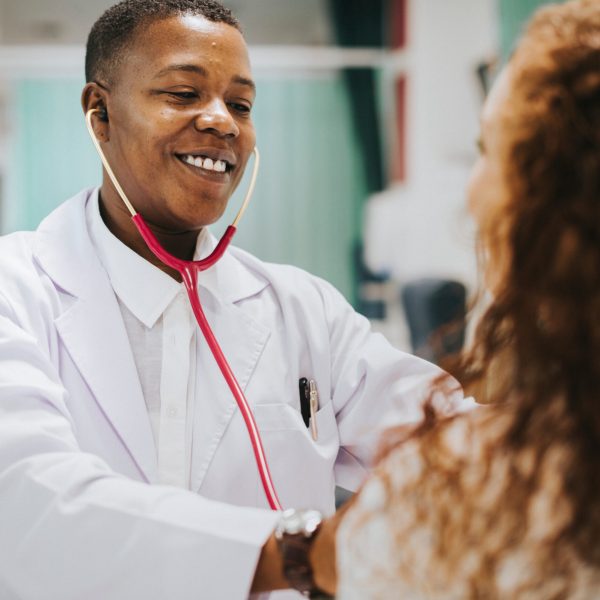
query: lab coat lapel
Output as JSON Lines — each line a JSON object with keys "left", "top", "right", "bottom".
{"left": 190, "top": 246, "right": 271, "bottom": 492}
{"left": 33, "top": 191, "right": 158, "bottom": 483}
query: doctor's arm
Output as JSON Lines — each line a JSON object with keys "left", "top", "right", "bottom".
{"left": 319, "top": 280, "right": 471, "bottom": 491}
{"left": 0, "top": 299, "right": 279, "bottom": 600}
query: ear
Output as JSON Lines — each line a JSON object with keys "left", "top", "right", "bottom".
{"left": 81, "top": 82, "right": 110, "bottom": 142}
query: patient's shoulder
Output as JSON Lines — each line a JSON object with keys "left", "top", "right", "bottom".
{"left": 374, "top": 405, "right": 506, "bottom": 489}
{"left": 338, "top": 404, "right": 597, "bottom": 599}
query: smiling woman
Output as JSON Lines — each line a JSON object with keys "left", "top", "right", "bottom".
{"left": 82, "top": 14, "right": 257, "bottom": 274}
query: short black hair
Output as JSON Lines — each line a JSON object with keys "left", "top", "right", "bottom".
{"left": 85, "top": 0, "right": 241, "bottom": 84}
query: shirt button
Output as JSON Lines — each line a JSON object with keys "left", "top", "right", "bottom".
{"left": 167, "top": 406, "right": 177, "bottom": 418}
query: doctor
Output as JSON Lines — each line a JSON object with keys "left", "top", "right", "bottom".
{"left": 0, "top": 1, "right": 468, "bottom": 598}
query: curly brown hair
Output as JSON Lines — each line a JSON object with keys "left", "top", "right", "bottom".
{"left": 376, "top": 0, "right": 600, "bottom": 596}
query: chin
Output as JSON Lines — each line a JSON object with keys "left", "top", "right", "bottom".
{"left": 197, "top": 200, "right": 230, "bottom": 225}
{"left": 160, "top": 195, "right": 227, "bottom": 230}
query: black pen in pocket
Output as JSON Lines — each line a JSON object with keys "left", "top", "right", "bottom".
{"left": 298, "top": 377, "right": 311, "bottom": 428}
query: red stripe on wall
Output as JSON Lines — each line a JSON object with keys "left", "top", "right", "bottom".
{"left": 390, "top": 0, "right": 407, "bottom": 49}
{"left": 392, "top": 76, "right": 407, "bottom": 182}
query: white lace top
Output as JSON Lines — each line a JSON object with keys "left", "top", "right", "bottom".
{"left": 337, "top": 407, "right": 600, "bottom": 599}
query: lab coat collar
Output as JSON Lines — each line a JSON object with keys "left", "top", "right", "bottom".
{"left": 31, "top": 188, "right": 271, "bottom": 487}
{"left": 87, "top": 189, "right": 185, "bottom": 329}
{"left": 38, "top": 188, "right": 269, "bottom": 308}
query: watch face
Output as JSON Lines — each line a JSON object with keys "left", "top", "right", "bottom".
{"left": 277, "top": 508, "right": 323, "bottom": 538}
{"left": 284, "top": 510, "right": 304, "bottom": 535}
{"left": 302, "top": 510, "right": 323, "bottom": 535}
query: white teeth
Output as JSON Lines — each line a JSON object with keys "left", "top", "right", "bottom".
{"left": 182, "top": 154, "right": 228, "bottom": 173}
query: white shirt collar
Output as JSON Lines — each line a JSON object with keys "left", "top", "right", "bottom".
{"left": 86, "top": 188, "right": 213, "bottom": 329}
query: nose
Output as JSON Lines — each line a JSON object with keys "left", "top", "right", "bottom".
{"left": 194, "top": 99, "right": 239, "bottom": 138}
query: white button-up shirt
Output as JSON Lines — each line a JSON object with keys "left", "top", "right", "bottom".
{"left": 87, "top": 194, "right": 208, "bottom": 489}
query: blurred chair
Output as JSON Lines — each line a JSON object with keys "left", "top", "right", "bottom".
{"left": 401, "top": 278, "right": 467, "bottom": 365}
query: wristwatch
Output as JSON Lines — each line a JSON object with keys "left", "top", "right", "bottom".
{"left": 274, "top": 508, "right": 332, "bottom": 599}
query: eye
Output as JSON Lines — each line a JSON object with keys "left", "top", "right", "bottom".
{"left": 228, "top": 102, "right": 252, "bottom": 115}
{"left": 168, "top": 91, "right": 198, "bottom": 101}
{"left": 155, "top": 90, "right": 199, "bottom": 105}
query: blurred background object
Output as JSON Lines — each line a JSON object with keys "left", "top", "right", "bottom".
{"left": 0, "top": 0, "right": 566, "bottom": 355}
{"left": 401, "top": 278, "right": 467, "bottom": 364}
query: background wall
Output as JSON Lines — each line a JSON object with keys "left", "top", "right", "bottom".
{"left": 4, "top": 79, "right": 101, "bottom": 231}
{"left": 364, "top": 0, "right": 564, "bottom": 291}
{"left": 364, "top": 0, "right": 498, "bottom": 293}
{"left": 499, "top": 0, "right": 568, "bottom": 59}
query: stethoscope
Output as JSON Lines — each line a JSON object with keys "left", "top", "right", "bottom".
{"left": 85, "top": 108, "right": 282, "bottom": 511}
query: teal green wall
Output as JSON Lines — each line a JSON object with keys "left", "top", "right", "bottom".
{"left": 3, "top": 75, "right": 365, "bottom": 299}
{"left": 5, "top": 80, "right": 102, "bottom": 232}
{"left": 219, "top": 76, "right": 365, "bottom": 300}
{"left": 499, "top": 0, "right": 567, "bottom": 60}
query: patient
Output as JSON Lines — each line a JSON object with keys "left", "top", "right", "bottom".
{"left": 336, "top": 0, "right": 600, "bottom": 597}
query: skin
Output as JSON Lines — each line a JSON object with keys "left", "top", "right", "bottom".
{"left": 467, "top": 67, "right": 513, "bottom": 293}
{"left": 81, "top": 15, "right": 257, "bottom": 280}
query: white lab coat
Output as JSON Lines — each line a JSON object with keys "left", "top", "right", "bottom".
{"left": 0, "top": 189, "right": 456, "bottom": 599}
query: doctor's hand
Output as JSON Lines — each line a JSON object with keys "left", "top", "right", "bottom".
{"left": 309, "top": 499, "right": 355, "bottom": 597}
{"left": 251, "top": 500, "right": 354, "bottom": 596}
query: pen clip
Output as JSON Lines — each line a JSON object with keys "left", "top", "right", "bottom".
{"left": 309, "top": 379, "right": 319, "bottom": 441}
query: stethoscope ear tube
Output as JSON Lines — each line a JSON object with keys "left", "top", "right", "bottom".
{"left": 85, "top": 108, "right": 137, "bottom": 217}
{"left": 85, "top": 108, "right": 282, "bottom": 510}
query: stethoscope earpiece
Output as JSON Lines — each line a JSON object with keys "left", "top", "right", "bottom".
{"left": 88, "top": 106, "right": 108, "bottom": 122}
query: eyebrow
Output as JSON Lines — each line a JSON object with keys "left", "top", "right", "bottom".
{"left": 152, "top": 63, "right": 256, "bottom": 93}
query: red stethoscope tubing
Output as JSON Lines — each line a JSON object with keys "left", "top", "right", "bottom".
{"left": 133, "top": 217, "right": 282, "bottom": 510}
{"left": 85, "top": 108, "right": 282, "bottom": 511}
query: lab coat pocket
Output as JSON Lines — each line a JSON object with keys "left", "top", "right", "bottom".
{"left": 253, "top": 401, "right": 338, "bottom": 444}
{"left": 252, "top": 401, "right": 339, "bottom": 511}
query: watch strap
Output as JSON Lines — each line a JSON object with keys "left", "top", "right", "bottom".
{"left": 277, "top": 528, "right": 332, "bottom": 598}
{"left": 279, "top": 532, "right": 318, "bottom": 595}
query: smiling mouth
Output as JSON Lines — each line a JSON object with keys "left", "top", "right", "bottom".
{"left": 176, "top": 153, "right": 234, "bottom": 175}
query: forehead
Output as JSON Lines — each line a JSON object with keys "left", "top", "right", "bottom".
{"left": 120, "top": 15, "right": 251, "bottom": 81}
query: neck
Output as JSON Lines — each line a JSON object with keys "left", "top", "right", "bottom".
{"left": 98, "top": 184, "right": 200, "bottom": 282}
